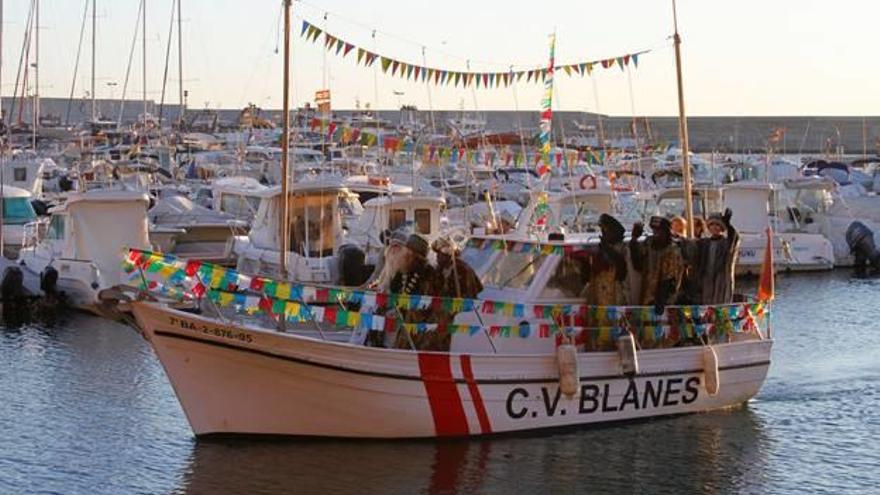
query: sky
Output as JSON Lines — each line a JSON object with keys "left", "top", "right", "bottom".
{"left": 1, "top": 0, "right": 877, "bottom": 116}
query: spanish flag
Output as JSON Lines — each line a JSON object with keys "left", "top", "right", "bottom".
{"left": 758, "top": 227, "right": 775, "bottom": 301}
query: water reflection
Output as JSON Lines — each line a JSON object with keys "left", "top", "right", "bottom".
{"left": 177, "top": 406, "right": 769, "bottom": 495}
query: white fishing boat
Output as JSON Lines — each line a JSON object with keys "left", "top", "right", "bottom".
{"left": 127, "top": 235, "right": 773, "bottom": 438}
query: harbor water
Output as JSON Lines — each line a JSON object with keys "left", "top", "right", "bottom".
{"left": 1, "top": 271, "right": 878, "bottom": 494}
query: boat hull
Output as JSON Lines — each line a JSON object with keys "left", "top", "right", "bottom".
{"left": 132, "top": 302, "right": 772, "bottom": 439}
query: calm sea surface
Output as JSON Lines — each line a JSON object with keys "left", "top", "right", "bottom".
{"left": 0, "top": 271, "right": 878, "bottom": 494}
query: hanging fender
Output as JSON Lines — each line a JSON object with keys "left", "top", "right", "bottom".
{"left": 579, "top": 174, "right": 598, "bottom": 190}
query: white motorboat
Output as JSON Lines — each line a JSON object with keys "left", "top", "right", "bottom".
{"left": 16, "top": 190, "right": 152, "bottom": 311}
{"left": 148, "top": 195, "right": 248, "bottom": 264}
{"left": 723, "top": 182, "right": 834, "bottom": 274}
{"left": 0, "top": 185, "right": 43, "bottom": 258}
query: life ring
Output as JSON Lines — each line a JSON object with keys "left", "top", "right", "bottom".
{"left": 579, "top": 175, "right": 597, "bottom": 190}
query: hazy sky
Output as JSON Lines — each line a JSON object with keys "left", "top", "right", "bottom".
{"left": 2, "top": 0, "right": 876, "bottom": 116}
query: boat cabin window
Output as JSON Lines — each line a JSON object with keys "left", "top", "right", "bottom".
{"left": 13, "top": 168, "right": 27, "bottom": 182}
{"left": 414, "top": 208, "right": 431, "bottom": 235}
{"left": 289, "top": 194, "right": 336, "bottom": 257}
{"left": 540, "top": 251, "right": 591, "bottom": 298}
{"left": 482, "top": 250, "right": 545, "bottom": 291}
{"left": 47, "top": 215, "right": 65, "bottom": 240}
{"left": 389, "top": 209, "right": 406, "bottom": 231}
{"left": 220, "top": 193, "right": 260, "bottom": 219}
{"left": 2, "top": 197, "right": 37, "bottom": 225}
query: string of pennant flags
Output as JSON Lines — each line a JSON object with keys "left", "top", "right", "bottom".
{"left": 122, "top": 248, "right": 767, "bottom": 335}
{"left": 299, "top": 19, "right": 650, "bottom": 90}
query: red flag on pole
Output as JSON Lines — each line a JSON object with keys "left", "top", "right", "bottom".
{"left": 758, "top": 227, "right": 775, "bottom": 301}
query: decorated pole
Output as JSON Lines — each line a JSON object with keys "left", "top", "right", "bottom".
{"left": 531, "top": 33, "right": 556, "bottom": 232}
{"left": 280, "top": 0, "right": 292, "bottom": 278}
{"left": 672, "top": 0, "right": 694, "bottom": 238}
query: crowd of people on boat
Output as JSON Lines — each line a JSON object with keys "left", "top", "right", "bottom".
{"left": 354, "top": 208, "right": 742, "bottom": 352}
{"left": 586, "top": 210, "right": 740, "bottom": 312}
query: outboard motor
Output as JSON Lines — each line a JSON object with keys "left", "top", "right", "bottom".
{"left": 337, "top": 244, "right": 372, "bottom": 287}
{"left": 846, "top": 221, "right": 880, "bottom": 276}
{"left": 1, "top": 266, "right": 28, "bottom": 327}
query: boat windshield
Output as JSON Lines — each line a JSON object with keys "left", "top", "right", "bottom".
{"left": 2, "top": 197, "right": 37, "bottom": 225}
{"left": 220, "top": 193, "right": 261, "bottom": 219}
{"left": 482, "top": 250, "right": 545, "bottom": 290}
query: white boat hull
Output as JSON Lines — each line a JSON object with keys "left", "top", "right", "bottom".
{"left": 133, "top": 302, "right": 772, "bottom": 439}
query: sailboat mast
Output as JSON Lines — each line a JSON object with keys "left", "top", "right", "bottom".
{"left": 91, "top": 0, "right": 96, "bottom": 121}
{"left": 0, "top": 0, "right": 5, "bottom": 257}
{"left": 32, "top": 0, "right": 38, "bottom": 149}
{"left": 279, "top": 0, "right": 292, "bottom": 278}
{"left": 672, "top": 0, "right": 694, "bottom": 238}
{"left": 177, "top": 0, "right": 184, "bottom": 121}
{"left": 142, "top": 0, "right": 147, "bottom": 129}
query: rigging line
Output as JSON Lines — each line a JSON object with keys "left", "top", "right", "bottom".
{"left": 119, "top": 0, "right": 144, "bottom": 127}
{"left": 66, "top": 0, "right": 90, "bottom": 126}
{"left": 626, "top": 64, "right": 641, "bottom": 162}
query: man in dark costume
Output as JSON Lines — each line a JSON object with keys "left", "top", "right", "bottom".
{"left": 630, "top": 216, "right": 684, "bottom": 313}
{"left": 698, "top": 208, "right": 739, "bottom": 304}
{"left": 429, "top": 238, "right": 483, "bottom": 351}
{"left": 585, "top": 214, "right": 629, "bottom": 306}
{"left": 386, "top": 233, "right": 438, "bottom": 349}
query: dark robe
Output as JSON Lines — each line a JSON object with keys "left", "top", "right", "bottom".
{"left": 389, "top": 259, "right": 438, "bottom": 349}
{"left": 585, "top": 241, "right": 629, "bottom": 306}
{"left": 697, "top": 225, "right": 740, "bottom": 304}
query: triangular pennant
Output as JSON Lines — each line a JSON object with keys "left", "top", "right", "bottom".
{"left": 488, "top": 73, "right": 495, "bottom": 87}
{"left": 381, "top": 57, "right": 392, "bottom": 73}
{"left": 563, "top": 65, "right": 572, "bottom": 76}
{"left": 391, "top": 60, "right": 400, "bottom": 76}
{"left": 586, "top": 62, "right": 594, "bottom": 75}
{"left": 324, "top": 33, "right": 333, "bottom": 48}
{"left": 406, "top": 64, "right": 415, "bottom": 80}
{"left": 632, "top": 53, "right": 639, "bottom": 67}
{"left": 413, "top": 66, "right": 421, "bottom": 80}
{"left": 310, "top": 27, "right": 323, "bottom": 42}
{"left": 503, "top": 72, "right": 510, "bottom": 86}
{"left": 516, "top": 71, "right": 525, "bottom": 81}
{"left": 335, "top": 39, "right": 344, "bottom": 55}
{"left": 300, "top": 20, "right": 310, "bottom": 37}
{"left": 357, "top": 48, "right": 365, "bottom": 64}
{"left": 526, "top": 70, "right": 534, "bottom": 83}
{"left": 617, "top": 57, "right": 625, "bottom": 70}
{"left": 433, "top": 69, "right": 441, "bottom": 84}
{"left": 483, "top": 73, "right": 490, "bottom": 87}
{"left": 601, "top": 59, "right": 612, "bottom": 69}
{"left": 578, "top": 63, "right": 587, "bottom": 75}
{"left": 366, "top": 52, "right": 377, "bottom": 67}
{"left": 343, "top": 43, "right": 355, "bottom": 58}
{"left": 421, "top": 67, "right": 428, "bottom": 82}
{"left": 440, "top": 70, "right": 448, "bottom": 85}
{"left": 475, "top": 73, "right": 482, "bottom": 88}
{"left": 623, "top": 54, "right": 631, "bottom": 66}
{"left": 454, "top": 72, "right": 462, "bottom": 87}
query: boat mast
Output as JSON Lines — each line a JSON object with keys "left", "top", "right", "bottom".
{"left": 91, "top": 0, "right": 96, "bottom": 121}
{"left": 142, "top": 0, "right": 147, "bottom": 130}
{"left": 177, "top": 0, "right": 184, "bottom": 122}
{"left": 279, "top": 0, "right": 291, "bottom": 278}
{"left": 32, "top": 0, "right": 38, "bottom": 149}
{"left": 672, "top": 0, "right": 694, "bottom": 238}
{"left": 0, "top": 0, "right": 5, "bottom": 257}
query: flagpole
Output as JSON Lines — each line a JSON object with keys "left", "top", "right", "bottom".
{"left": 279, "top": 0, "right": 291, "bottom": 279}
{"left": 672, "top": 0, "right": 694, "bottom": 238}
